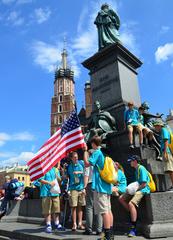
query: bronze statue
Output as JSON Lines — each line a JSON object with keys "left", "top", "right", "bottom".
{"left": 85, "top": 100, "right": 116, "bottom": 144}
{"left": 94, "top": 3, "right": 120, "bottom": 50}
{"left": 141, "top": 101, "right": 164, "bottom": 161}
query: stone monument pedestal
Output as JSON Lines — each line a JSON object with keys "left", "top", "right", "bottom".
{"left": 82, "top": 42, "right": 142, "bottom": 130}
{"left": 112, "top": 192, "right": 173, "bottom": 239}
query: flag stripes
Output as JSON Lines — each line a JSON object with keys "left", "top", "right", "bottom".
{"left": 27, "top": 110, "right": 85, "bottom": 181}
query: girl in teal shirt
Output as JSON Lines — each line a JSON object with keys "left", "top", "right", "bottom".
{"left": 112, "top": 162, "right": 127, "bottom": 196}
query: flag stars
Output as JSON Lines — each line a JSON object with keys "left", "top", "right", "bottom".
{"left": 61, "top": 111, "right": 80, "bottom": 137}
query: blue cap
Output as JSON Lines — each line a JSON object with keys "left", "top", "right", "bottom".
{"left": 127, "top": 155, "right": 141, "bottom": 163}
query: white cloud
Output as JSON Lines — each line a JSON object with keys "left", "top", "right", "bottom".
{"left": 160, "top": 26, "right": 170, "bottom": 34}
{"left": 155, "top": 43, "right": 173, "bottom": 63}
{"left": 6, "top": 11, "right": 24, "bottom": 26}
{"left": 0, "top": 131, "right": 35, "bottom": 147}
{"left": 119, "top": 21, "right": 140, "bottom": 55}
{"left": 0, "top": 152, "right": 16, "bottom": 158}
{"left": 34, "top": 8, "right": 51, "bottom": 24}
{"left": 30, "top": 40, "right": 81, "bottom": 77}
{"left": 13, "top": 132, "right": 35, "bottom": 141}
{"left": 77, "top": 6, "right": 88, "bottom": 33}
{"left": 0, "top": 133, "right": 10, "bottom": 146}
{"left": 0, "top": 151, "right": 35, "bottom": 167}
{"left": 31, "top": 41, "right": 61, "bottom": 73}
{"left": 72, "top": 31, "right": 97, "bottom": 58}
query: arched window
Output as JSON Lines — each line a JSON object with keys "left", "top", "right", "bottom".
{"left": 58, "top": 115, "right": 63, "bottom": 124}
{"left": 59, "top": 94, "right": 63, "bottom": 102}
{"left": 65, "top": 80, "right": 70, "bottom": 94}
{"left": 58, "top": 104, "right": 62, "bottom": 113}
{"left": 54, "top": 116, "right": 57, "bottom": 125}
{"left": 59, "top": 80, "right": 63, "bottom": 92}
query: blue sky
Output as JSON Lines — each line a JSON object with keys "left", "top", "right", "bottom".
{"left": 0, "top": 0, "right": 173, "bottom": 167}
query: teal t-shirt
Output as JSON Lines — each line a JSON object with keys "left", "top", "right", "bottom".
{"left": 38, "top": 168, "right": 61, "bottom": 198}
{"left": 135, "top": 165, "right": 150, "bottom": 194}
{"left": 138, "top": 114, "right": 144, "bottom": 125}
{"left": 124, "top": 109, "right": 139, "bottom": 126}
{"left": 89, "top": 149, "right": 112, "bottom": 195}
{"left": 117, "top": 169, "right": 127, "bottom": 193}
{"left": 67, "top": 160, "right": 84, "bottom": 191}
{"left": 160, "top": 127, "right": 171, "bottom": 154}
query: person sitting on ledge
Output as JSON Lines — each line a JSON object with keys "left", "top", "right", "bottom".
{"left": 138, "top": 106, "right": 154, "bottom": 146}
{"left": 153, "top": 120, "right": 173, "bottom": 191}
{"left": 124, "top": 101, "right": 143, "bottom": 149}
{"left": 119, "top": 155, "right": 150, "bottom": 237}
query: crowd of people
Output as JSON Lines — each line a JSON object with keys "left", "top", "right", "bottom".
{"left": 124, "top": 101, "right": 173, "bottom": 191}
{"left": 0, "top": 176, "right": 24, "bottom": 218}
{"left": 0, "top": 101, "right": 173, "bottom": 240}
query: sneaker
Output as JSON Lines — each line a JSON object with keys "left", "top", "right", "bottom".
{"left": 128, "top": 227, "right": 136, "bottom": 237}
{"left": 129, "top": 144, "right": 135, "bottom": 149}
{"left": 83, "top": 229, "right": 93, "bottom": 235}
{"left": 167, "top": 186, "right": 173, "bottom": 192}
{"left": 97, "top": 236, "right": 109, "bottom": 240}
{"left": 140, "top": 143, "right": 145, "bottom": 148}
{"left": 96, "top": 231, "right": 103, "bottom": 236}
{"left": 55, "top": 223, "right": 66, "bottom": 231}
{"left": 97, "top": 232, "right": 111, "bottom": 240}
{"left": 45, "top": 224, "right": 52, "bottom": 233}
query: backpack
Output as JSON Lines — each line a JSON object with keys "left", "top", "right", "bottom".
{"left": 98, "top": 156, "right": 117, "bottom": 184}
{"left": 168, "top": 130, "right": 173, "bottom": 155}
{"left": 138, "top": 166, "right": 156, "bottom": 193}
{"left": 147, "top": 172, "right": 156, "bottom": 193}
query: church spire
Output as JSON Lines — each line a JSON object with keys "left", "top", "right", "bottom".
{"left": 61, "top": 37, "right": 67, "bottom": 69}
{"left": 55, "top": 39, "right": 74, "bottom": 81}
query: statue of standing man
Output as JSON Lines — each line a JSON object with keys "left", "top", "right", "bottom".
{"left": 94, "top": 3, "right": 121, "bottom": 50}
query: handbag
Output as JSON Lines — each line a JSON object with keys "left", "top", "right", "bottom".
{"left": 50, "top": 179, "right": 61, "bottom": 194}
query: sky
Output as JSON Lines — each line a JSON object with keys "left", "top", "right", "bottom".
{"left": 0, "top": 0, "right": 173, "bottom": 167}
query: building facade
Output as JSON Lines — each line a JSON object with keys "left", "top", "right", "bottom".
{"left": 0, "top": 165, "right": 31, "bottom": 187}
{"left": 50, "top": 48, "right": 75, "bottom": 136}
{"left": 166, "top": 109, "right": 173, "bottom": 131}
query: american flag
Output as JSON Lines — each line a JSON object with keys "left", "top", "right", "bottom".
{"left": 27, "top": 110, "right": 85, "bottom": 181}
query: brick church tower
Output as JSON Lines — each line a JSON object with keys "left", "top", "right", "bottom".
{"left": 50, "top": 48, "right": 75, "bottom": 136}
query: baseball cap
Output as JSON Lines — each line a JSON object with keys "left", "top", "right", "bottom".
{"left": 127, "top": 155, "right": 141, "bottom": 163}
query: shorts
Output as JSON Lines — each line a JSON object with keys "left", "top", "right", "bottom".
{"left": 127, "top": 124, "right": 142, "bottom": 132}
{"left": 42, "top": 196, "right": 60, "bottom": 215}
{"left": 69, "top": 190, "right": 86, "bottom": 207}
{"left": 93, "top": 191, "right": 111, "bottom": 215}
{"left": 138, "top": 123, "right": 152, "bottom": 134}
{"left": 121, "top": 191, "right": 144, "bottom": 207}
{"left": 163, "top": 152, "right": 173, "bottom": 172}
